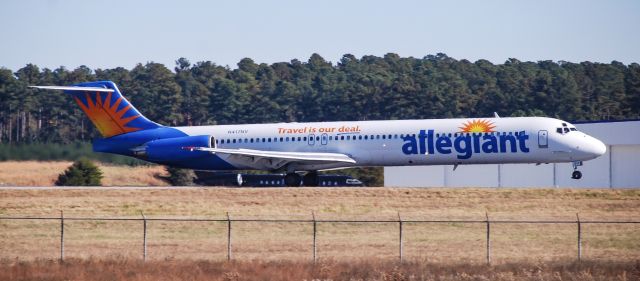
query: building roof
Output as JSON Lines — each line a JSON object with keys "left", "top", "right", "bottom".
{"left": 575, "top": 120, "right": 640, "bottom": 145}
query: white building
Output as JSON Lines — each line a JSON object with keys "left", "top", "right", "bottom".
{"left": 384, "top": 120, "right": 640, "bottom": 188}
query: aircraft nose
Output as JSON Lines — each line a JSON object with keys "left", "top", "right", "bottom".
{"left": 584, "top": 136, "right": 607, "bottom": 158}
{"left": 594, "top": 138, "right": 607, "bottom": 156}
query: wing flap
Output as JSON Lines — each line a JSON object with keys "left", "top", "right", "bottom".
{"left": 191, "top": 147, "right": 355, "bottom": 170}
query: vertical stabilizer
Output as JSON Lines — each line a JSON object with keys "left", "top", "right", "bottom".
{"left": 31, "top": 81, "right": 161, "bottom": 138}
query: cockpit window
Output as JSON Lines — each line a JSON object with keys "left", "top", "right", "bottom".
{"left": 556, "top": 122, "right": 578, "bottom": 135}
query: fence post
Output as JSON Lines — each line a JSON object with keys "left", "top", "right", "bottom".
{"left": 485, "top": 212, "right": 491, "bottom": 265}
{"left": 60, "top": 210, "right": 64, "bottom": 262}
{"left": 398, "top": 212, "right": 403, "bottom": 262}
{"left": 312, "top": 211, "right": 317, "bottom": 263}
{"left": 226, "top": 212, "right": 232, "bottom": 261}
{"left": 141, "top": 211, "right": 147, "bottom": 261}
{"left": 576, "top": 213, "right": 581, "bottom": 262}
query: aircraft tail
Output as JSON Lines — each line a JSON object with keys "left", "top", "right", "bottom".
{"left": 31, "top": 81, "right": 161, "bottom": 138}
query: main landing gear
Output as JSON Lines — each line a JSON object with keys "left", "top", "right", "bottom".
{"left": 284, "top": 173, "right": 302, "bottom": 187}
{"left": 571, "top": 161, "right": 583, "bottom": 180}
{"left": 284, "top": 171, "right": 319, "bottom": 187}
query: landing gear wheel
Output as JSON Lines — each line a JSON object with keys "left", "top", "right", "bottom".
{"left": 571, "top": 161, "right": 583, "bottom": 180}
{"left": 284, "top": 173, "right": 302, "bottom": 187}
{"left": 303, "top": 171, "right": 319, "bottom": 187}
{"left": 572, "top": 171, "right": 582, "bottom": 180}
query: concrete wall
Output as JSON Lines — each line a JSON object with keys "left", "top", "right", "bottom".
{"left": 384, "top": 120, "right": 640, "bottom": 188}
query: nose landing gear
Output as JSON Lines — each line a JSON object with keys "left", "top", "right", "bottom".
{"left": 571, "top": 161, "right": 583, "bottom": 179}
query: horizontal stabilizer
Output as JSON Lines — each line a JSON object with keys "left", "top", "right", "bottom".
{"left": 29, "top": 85, "right": 114, "bottom": 92}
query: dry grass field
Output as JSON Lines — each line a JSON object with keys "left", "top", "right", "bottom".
{"left": 1, "top": 186, "right": 639, "bottom": 264}
{"left": 1, "top": 161, "right": 639, "bottom": 280}
{"left": 0, "top": 161, "right": 169, "bottom": 186}
{"left": 1, "top": 259, "right": 638, "bottom": 281}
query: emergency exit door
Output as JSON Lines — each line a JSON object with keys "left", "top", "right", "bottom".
{"left": 538, "top": 130, "right": 548, "bottom": 148}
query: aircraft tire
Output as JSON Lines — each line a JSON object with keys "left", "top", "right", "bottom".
{"left": 303, "top": 171, "right": 319, "bottom": 187}
{"left": 572, "top": 171, "right": 582, "bottom": 179}
{"left": 285, "top": 173, "right": 302, "bottom": 187}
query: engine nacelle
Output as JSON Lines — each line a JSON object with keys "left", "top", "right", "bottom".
{"left": 139, "top": 135, "right": 215, "bottom": 162}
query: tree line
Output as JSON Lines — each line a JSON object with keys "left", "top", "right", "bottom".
{"left": 1, "top": 53, "right": 639, "bottom": 144}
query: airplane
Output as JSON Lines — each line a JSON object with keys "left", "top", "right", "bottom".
{"left": 31, "top": 81, "right": 607, "bottom": 187}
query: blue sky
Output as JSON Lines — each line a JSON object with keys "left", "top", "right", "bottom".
{"left": 1, "top": 0, "right": 638, "bottom": 71}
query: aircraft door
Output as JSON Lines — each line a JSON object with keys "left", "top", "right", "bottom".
{"left": 538, "top": 130, "right": 548, "bottom": 148}
{"left": 308, "top": 134, "right": 315, "bottom": 145}
{"left": 321, "top": 133, "right": 328, "bottom": 145}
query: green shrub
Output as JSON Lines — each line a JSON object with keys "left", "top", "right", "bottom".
{"left": 55, "top": 158, "right": 103, "bottom": 186}
{"left": 165, "top": 166, "right": 195, "bottom": 186}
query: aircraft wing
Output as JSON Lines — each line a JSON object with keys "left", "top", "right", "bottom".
{"left": 190, "top": 147, "right": 356, "bottom": 170}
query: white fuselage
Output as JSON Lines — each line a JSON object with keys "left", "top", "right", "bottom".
{"left": 172, "top": 117, "right": 606, "bottom": 171}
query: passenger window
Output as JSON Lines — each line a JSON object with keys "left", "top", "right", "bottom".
{"left": 364, "top": 135, "right": 369, "bottom": 140}
{"left": 262, "top": 138, "right": 266, "bottom": 142}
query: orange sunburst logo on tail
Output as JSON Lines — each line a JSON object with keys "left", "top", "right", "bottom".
{"left": 74, "top": 91, "right": 141, "bottom": 138}
{"left": 459, "top": 119, "right": 496, "bottom": 133}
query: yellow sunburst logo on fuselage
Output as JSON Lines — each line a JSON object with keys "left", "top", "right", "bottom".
{"left": 459, "top": 119, "right": 496, "bottom": 133}
{"left": 74, "top": 91, "right": 141, "bottom": 138}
